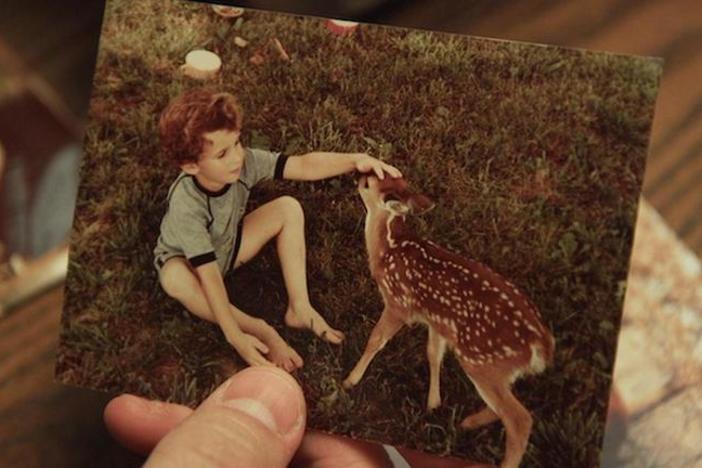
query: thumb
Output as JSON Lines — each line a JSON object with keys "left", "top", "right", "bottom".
{"left": 145, "top": 367, "right": 306, "bottom": 468}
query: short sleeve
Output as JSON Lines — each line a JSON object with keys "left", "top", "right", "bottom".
{"left": 244, "top": 147, "right": 288, "bottom": 186}
{"left": 169, "top": 200, "right": 216, "bottom": 267}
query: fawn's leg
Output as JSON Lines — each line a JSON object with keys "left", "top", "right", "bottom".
{"left": 159, "top": 257, "right": 302, "bottom": 371}
{"left": 460, "top": 406, "right": 499, "bottom": 430}
{"left": 235, "top": 196, "right": 344, "bottom": 344}
{"left": 469, "top": 375, "right": 532, "bottom": 468}
{"left": 496, "top": 385, "right": 532, "bottom": 468}
{"left": 459, "top": 362, "right": 499, "bottom": 429}
{"left": 426, "top": 326, "right": 447, "bottom": 410}
{"left": 343, "top": 308, "right": 404, "bottom": 388}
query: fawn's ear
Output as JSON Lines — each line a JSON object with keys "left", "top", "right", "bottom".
{"left": 385, "top": 199, "right": 411, "bottom": 215}
{"left": 407, "top": 194, "right": 435, "bottom": 215}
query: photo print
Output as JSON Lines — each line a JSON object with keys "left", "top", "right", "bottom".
{"left": 56, "top": 1, "right": 662, "bottom": 465}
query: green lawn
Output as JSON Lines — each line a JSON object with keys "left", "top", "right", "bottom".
{"left": 56, "top": 1, "right": 661, "bottom": 465}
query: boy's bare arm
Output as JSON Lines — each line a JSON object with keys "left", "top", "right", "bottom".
{"left": 195, "top": 262, "right": 273, "bottom": 367}
{"left": 283, "top": 151, "right": 402, "bottom": 181}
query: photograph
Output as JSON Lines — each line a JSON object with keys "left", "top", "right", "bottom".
{"left": 55, "top": 0, "right": 662, "bottom": 466}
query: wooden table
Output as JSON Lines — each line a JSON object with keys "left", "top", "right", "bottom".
{"left": 1, "top": 1, "right": 700, "bottom": 466}
{"left": 0, "top": 287, "right": 142, "bottom": 466}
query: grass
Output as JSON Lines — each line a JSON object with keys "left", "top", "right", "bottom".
{"left": 55, "top": 0, "right": 661, "bottom": 465}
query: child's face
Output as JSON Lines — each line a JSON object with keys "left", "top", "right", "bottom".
{"left": 188, "top": 129, "right": 245, "bottom": 185}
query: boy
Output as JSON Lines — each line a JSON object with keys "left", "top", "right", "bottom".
{"left": 153, "top": 87, "right": 401, "bottom": 371}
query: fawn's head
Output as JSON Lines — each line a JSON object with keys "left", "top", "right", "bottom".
{"left": 357, "top": 175, "right": 435, "bottom": 217}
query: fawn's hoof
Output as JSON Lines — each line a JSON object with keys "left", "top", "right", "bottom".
{"left": 342, "top": 377, "right": 356, "bottom": 389}
{"left": 427, "top": 397, "right": 441, "bottom": 411}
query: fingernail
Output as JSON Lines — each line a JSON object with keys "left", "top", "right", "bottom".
{"left": 227, "top": 398, "right": 279, "bottom": 434}
{"left": 217, "top": 367, "right": 305, "bottom": 437}
{"left": 123, "top": 394, "right": 150, "bottom": 413}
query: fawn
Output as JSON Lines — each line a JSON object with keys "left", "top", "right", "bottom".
{"left": 343, "top": 175, "right": 555, "bottom": 468}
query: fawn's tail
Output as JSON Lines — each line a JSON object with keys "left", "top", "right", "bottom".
{"left": 529, "top": 332, "right": 555, "bottom": 375}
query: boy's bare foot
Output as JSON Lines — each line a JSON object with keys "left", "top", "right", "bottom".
{"left": 267, "top": 338, "right": 304, "bottom": 372}
{"left": 229, "top": 306, "right": 304, "bottom": 372}
{"left": 284, "top": 303, "right": 345, "bottom": 344}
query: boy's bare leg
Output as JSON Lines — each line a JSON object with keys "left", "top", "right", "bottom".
{"left": 235, "top": 196, "right": 345, "bottom": 344}
{"left": 159, "top": 257, "right": 303, "bottom": 371}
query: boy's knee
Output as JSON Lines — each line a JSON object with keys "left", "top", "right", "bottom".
{"left": 277, "top": 196, "right": 304, "bottom": 222}
{"left": 161, "top": 275, "right": 184, "bottom": 300}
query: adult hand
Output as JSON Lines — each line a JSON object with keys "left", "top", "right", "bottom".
{"left": 106, "top": 367, "right": 303, "bottom": 466}
{"left": 104, "top": 367, "right": 477, "bottom": 467}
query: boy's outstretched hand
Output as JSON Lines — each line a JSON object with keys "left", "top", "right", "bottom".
{"left": 353, "top": 154, "right": 402, "bottom": 180}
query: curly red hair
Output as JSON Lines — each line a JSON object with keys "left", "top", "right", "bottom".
{"left": 159, "top": 88, "right": 243, "bottom": 165}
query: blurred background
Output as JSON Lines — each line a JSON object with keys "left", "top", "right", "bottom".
{"left": 0, "top": 0, "right": 700, "bottom": 466}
